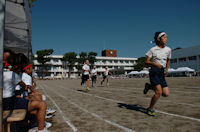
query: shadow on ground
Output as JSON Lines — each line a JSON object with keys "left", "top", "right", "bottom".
{"left": 77, "top": 89, "right": 88, "bottom": 93}
{"left": 117, "top": 103, "right": 148, "bottom": 115}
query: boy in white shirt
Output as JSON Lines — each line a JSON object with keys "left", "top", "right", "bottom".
{"left": 91, "top": 66, "right": 97, "bottom": 87}
{"left": 82, "top": 60, "right": 90, "bottom": 91}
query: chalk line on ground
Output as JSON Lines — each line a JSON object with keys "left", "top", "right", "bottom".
{"left": 43, "top": 84, "right": 135, "bottom": 132}
{"left": 40, "top": 85, "right": 78, "bottom": 132}
{"left": 57, "top": 85, "right": 200, "bottom": 122}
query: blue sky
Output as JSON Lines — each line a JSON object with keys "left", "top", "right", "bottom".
{"left": 31, "top": 0, "right": 200, "bottom": 58}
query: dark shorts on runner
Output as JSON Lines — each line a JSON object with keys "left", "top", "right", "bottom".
{"left": 149, "top": 66, "right": 168, "bottom": 88}
{"left": 103, "top": 75, "right": 108, "bottom": 79}
{"left": 83, "top": 75, "right": 89, "bottom": 81}
{"left": 92, "top": 75, "right": 97, "bottom": 81}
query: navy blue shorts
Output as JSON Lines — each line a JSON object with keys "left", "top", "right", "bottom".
{"left": 3, "top": 96, "right": 15, "bottom": 110}
{"left": 14, "top": 98, "right": 29, "bottom": 110}
{"left": 149, "top": 66, "right": 168, "bottom": 88}
{"left": 92, "top": 75, "right": 97, "bottom": 81}
{"left": 83, "top": 75, "right": 89, "bottom": 81}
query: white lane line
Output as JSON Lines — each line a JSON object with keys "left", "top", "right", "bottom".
{"left": 87, "top": 88, "right": 200, "bottom": 108}
{"left": 60, "top": 86, "right": 120, "bottom": 103}
{"left": 61, "top": 86, "right": 200, "bottom": 108}
{"left": 40, "top": 85, "right": 78, "bottom": 132}
{"left": 98, "top": 86, "right": 200, "bottom": 95}
{"left": 43, "top": 86, "right": 135, "bottom": 132}
{"left": 156, "top": 110, "right": 200, "bottom": 122}
{"left": 58, "top": 85, "right": 200, "bottom": 122}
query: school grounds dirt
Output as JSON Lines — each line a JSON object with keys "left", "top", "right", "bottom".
{"left": 37, "top": 77, "right": 200, "bottom": 132}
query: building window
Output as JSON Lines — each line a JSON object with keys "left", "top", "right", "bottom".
{"left": 46, "top": 66, "right": 51, "bottom": 70}
{"left": 114, "top": 66, "right": 118, "bottom": 69}
{"left": 102, "top": 60, "right": 106, "bottom": 64}
{"left": 170, "top": 59, "right": 177, "bottom": 63}
{"left": 179, "top": 57, "right": 187, "bottom": 62}
{"left": 114, "top": 60, "right": 118, "bottom": 63}
{"left": 53, "top": 59, "right": 59, "bottom": 62}
{"left": 188, "top": 56, "right": 197, "bottom": 61}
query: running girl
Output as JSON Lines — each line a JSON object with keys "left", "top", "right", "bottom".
{"left": 144, "top": 32, "right": 171, "bottom": 116}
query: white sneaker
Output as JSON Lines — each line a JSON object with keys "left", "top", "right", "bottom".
{"left": 46, "top": 108, "right": 56, "bottom": 115}
{"left": 45, "top": 114, "right": 54, "bottom": 119}
{"left": 37, "top": 128, "right": 50, "bottom": 132}
{"left": 28, "top": 127, "right": 38, "bottom": 132}
{"left": 45, "top": 121, "right": 52, "bottom": 129}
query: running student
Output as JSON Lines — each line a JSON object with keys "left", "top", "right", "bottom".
{"left": 82, "top": 60, "right": 90, "bottom": 91}
{"left": 91, "top": 66, "right": 97, "bottom": 87}
{"left": 101, "top": 66, "right": 111, "bottom": 86}
{"left": 144, "top": 32, "right": 171, "bottom": 116}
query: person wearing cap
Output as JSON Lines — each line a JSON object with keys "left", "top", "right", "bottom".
{"left": 143, "top": 31, "right": 171, "bottom": 116}
{"left": 3, "top": 49, "right": 14, "bottom": 69}
{"left": 101, "top": 66, "right": 111, "bottom": 86}
{"left": 10, "top": 53, "right": 49, "bottom": 132}
{"left": 20, "top": 63, "right": 53, "bottom": 131}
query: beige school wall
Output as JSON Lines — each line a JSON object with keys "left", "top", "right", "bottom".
{"left": 33, "top": 55, "right": 138, "bottom": 79}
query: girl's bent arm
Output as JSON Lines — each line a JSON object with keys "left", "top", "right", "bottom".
{"left": 165, "top": 58, "right": 170, "bottom": 76}
{"left": 145, "top": 56, "right": 162, "bottom": 68}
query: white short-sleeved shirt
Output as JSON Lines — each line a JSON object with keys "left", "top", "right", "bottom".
{"left": 146, "top": 46, "right": 171, "bottom": 68}
{"left": 91, "top": 69, "right": 97, "bottom": 76}
{"left": 104, "top": 69, "right": 109, "bottom": 76}
{"left": 22, "top": 72, "right": 32, "bottom": 94}
{"left": 82, "top": 64, "right": 90, "bottom": 75}
{"left": 3, "top": 70, "right": 22, "bottom": 98}
{"left": 22, "top": 73, "right": 32, "bottom": 86}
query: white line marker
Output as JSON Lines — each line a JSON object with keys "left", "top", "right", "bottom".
{"left": 74, "top": 87, "right": 200, "bottom": 108}
{"left": 41, "top": 85, "right": 78, "bottom": 132}
{"left": 45, "top": 86, "right": 135, "bottom": 132}
{"left": 58, "top": 85, "right": 200, "bottom": 122}
{"left": 156, "top": 110, "right": 200, "bottom": 122}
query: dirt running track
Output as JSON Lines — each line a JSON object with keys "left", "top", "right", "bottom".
{"left": 37, "top": 77, "right": 200, "bottom": 132}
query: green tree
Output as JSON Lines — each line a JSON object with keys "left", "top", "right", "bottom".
{"left": 134, "top": 57, "right": 148, "bottom": 71}
{"left": 88, "top": 51, "right": 97, "bottom": 68}
{"left": 63, "top": 52, "right": 77, "bottom": 78}
{"left": 76, "top": 52, "right": 87, "bottom": 72}
{"left": 36, "top": 49, "right": 54, "bottom": 78}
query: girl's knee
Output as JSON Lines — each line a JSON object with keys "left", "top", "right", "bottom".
{"left": 162, "top": 92, "right": 169, "bottom": 97}
{"left": 41, "top": 101, "right": 47, "bottom": 108}
{"left": 155, "top": 91, "right": 162, "bottom": 97}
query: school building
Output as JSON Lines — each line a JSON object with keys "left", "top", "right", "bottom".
{"left": 33, "top": 50, "right": 137, "bottom": 79}
{"left": 170, "top": 45, "right": 200, "bottom": 71}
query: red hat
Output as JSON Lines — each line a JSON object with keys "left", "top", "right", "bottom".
{"left": 23, "top": 64, "right": 32, "bottom": 70}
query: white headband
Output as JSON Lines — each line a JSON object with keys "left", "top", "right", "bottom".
{"left": 158, "top": 32, "right": 166, "bottom": 38}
